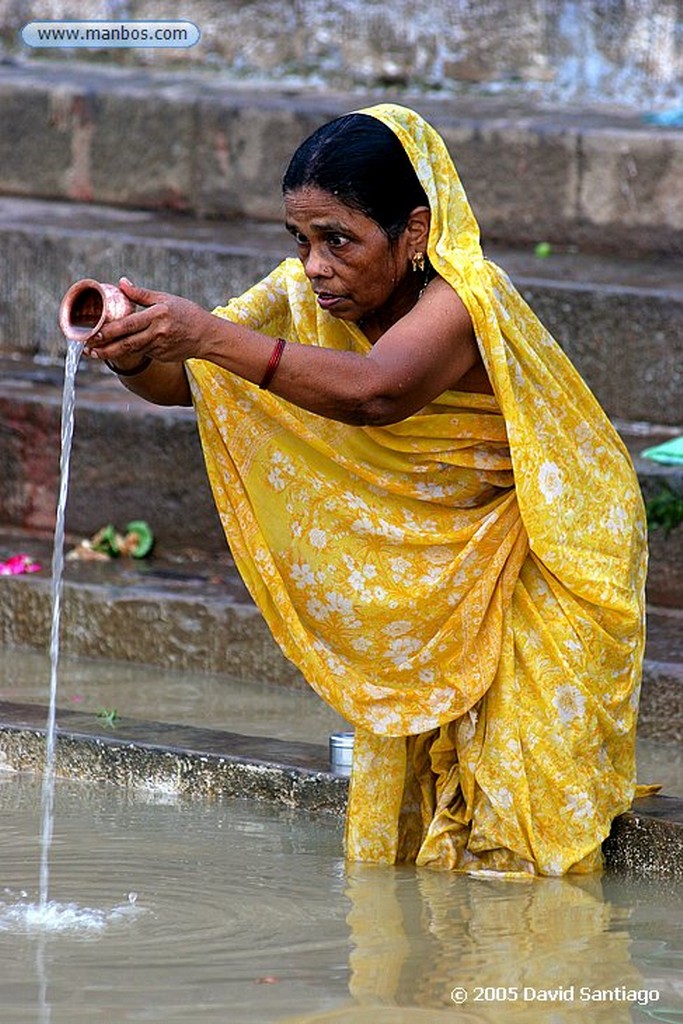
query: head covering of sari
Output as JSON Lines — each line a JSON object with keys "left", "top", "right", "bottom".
{"left": 186, "top": 104, "right": 647, "bottom": 875}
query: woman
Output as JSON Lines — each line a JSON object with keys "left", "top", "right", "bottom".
{"left": 86, "top": 104, "right": 647, "bottom": 876}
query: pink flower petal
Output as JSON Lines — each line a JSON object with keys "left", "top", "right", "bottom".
{"left": 0, "top": 554, "right": 42, "bottom": 575}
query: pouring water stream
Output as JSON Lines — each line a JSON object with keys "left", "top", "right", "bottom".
{"left": 33, "top": 279, "right": 137, "bottom": 924}
{"left": 38, "top": 338, "right": 84, "bottom": 911}
{"left": 0, "top": 318, "right": 141, "bottom": 940}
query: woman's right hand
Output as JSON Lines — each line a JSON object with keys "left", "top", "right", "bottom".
{"left": 83, "top": 278, "right": 201, "bottom": 406}
{"left": 85, "top": 277, "right": 216, "bottom": 368}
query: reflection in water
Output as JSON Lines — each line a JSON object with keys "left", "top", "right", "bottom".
{"left": 287, "top": 865, "right": 680, "bottom": 1023}
{"left": 37, "top": 930, "right": 50, "bottom": 1024}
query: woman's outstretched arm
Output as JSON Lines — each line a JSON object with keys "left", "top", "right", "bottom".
{"left": 87, "top": 276, "right": 486, "bottom": 424}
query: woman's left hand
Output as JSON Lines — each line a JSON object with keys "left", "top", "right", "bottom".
{"left": 85, "top": 278, "right": 215, "bottom": 366}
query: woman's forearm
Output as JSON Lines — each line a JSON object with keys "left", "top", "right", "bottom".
{"left": 88, "top": 277, "right": 480, "bottom": 423}
{"left": 99, "top": 311, "right": 413, "bottom": 423}
{"left": 89, "top": 294, "right": 392, "bottom": 419}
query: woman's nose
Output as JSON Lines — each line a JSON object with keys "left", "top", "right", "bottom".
{"left": 303, "top": 246, "right": 332, "bottom": 279}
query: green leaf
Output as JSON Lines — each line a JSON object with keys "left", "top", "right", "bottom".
{"left": 91, "top": 524, "right": 120, "bottom": 557}
{"left": 124, "top": 520, "right": 154, "bottom": 558}
{"left": 645, "top": 485, "right": 683, "bottom": 536}
{"left": 96, "top": 707, "right": 120, "bottom": 728}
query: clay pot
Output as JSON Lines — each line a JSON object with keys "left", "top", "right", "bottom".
{"left": 58, "top": 279, "right": 134, "bottom": 342}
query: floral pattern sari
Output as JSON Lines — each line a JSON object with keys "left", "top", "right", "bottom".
{"left": 186, "top": 104, "right": 647, "bottom": 875}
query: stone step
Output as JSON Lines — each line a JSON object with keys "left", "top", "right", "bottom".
{"left": 0, "top": 528, "right": 679, "bottom": 729}
{"left": 0, "top": 529, "right": 680, "bottom": 747}
{"left": 0, "top": 59, "right": 681, "bottom": 257}
{"left": 0, "top": 528, "right": 679, "bottom": 745}
{"left": 3, "top": 0, "right": 679, "bottom": 112}
{"left": 0, "top": 358, "right": 680, "bottom": 605}
{"left": 0, "top": 358, "right": 225, "bottom": 553}
{"left": 1, "top": 195, "right": 681, "bottom": 425}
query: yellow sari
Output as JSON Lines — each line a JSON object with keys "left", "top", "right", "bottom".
{"left": 186, "top": 104, "right": 647, "bottom": 875}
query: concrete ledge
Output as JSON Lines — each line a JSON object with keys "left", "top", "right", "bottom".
{"left": 0, "top": 197, "right": 283, "bottom": 360}
{"left": 0, "top": 700, "right": 348, "bottom": 815}
{"left": 0, "top": 700, "right": 680, "bottom": 876}
{"left": 0, "top": 61, "right": 681, "bottom": 256}
{"left": 0, "top": 541, "right": 305, "bottom": 687}
{"left": 603, "top": 797, "right": 683, "bottom": 879}
{"left": 0, "top": 361, "right": 227, "bottom": 553}
{"left": 633, "top": 658, "right": 683, "bottom": 745}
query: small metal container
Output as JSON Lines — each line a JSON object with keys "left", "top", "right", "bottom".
{"left": 329, "top": 732, "right": 354, "bottom": 776}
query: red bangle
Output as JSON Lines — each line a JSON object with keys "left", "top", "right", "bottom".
{"left": 259, "top": 337, "right": 286, "bottom": 390}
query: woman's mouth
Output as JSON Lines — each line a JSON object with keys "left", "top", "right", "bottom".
{"left": 315, "top": 292, "right": 344, "bottom": 311}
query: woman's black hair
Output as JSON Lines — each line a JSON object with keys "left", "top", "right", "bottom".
{"left": 282, "top": 113, "right": 430, "bottom": 240}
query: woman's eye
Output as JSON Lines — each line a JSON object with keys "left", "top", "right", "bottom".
{"left": 327, "top": 234, "right": 349, "bottom": 248}
{"left": 293, "top": 232, "right": 308, "bottom": 246}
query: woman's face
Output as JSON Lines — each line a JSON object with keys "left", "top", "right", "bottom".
{"left": 284, "top": 186, "right": 421, "bottom": 328}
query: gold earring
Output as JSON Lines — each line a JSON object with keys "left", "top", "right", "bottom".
{"left": 411, "top": 251, "right": 426, "bottom": 273}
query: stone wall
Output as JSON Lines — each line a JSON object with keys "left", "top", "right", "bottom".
{"left": 2, "top": 0, "right": 681, "bottom": 107}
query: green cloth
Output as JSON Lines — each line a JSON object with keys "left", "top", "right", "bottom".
{"left": 640, "top": 436, "right": 683, "bottom": 466}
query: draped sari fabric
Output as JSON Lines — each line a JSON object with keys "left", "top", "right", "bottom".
{"left": 186, "top": 104, "right": 647, "bottom": 876}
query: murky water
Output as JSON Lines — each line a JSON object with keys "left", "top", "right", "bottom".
{"left": 0, "top": 647, "right": 349, "bottom": 743}
{"left": 0, "top": 773, "right": 680, "bottom": 1024}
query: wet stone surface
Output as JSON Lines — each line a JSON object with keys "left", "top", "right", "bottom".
{"left": 603, "top": 798, "right": 683, "bottom": 879}
{"left": 0, "top": 700, "right": 349, "bottom": 816}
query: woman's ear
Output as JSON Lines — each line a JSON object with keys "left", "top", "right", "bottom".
{"left": 406, "top": 206, "right": 431, "bottom": 251}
